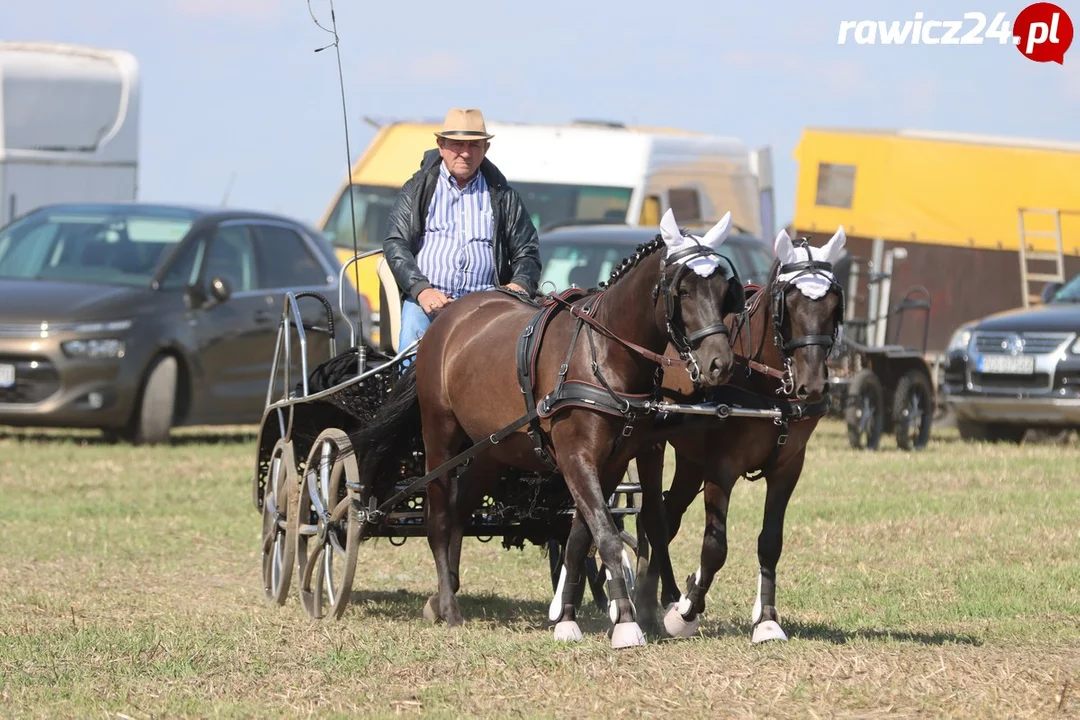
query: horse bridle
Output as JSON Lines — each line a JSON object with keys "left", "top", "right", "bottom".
{"left": 653, "top": 242, "right": 743, "bottom": 383}
{"left": 768, "top": 240, "right": 846, "bottom": 394}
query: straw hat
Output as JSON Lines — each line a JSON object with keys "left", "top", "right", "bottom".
{"left": 435, "top": 108, "right": 494, "bottom": 141}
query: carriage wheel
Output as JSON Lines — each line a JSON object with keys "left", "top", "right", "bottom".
{"left": 893, "top": 369, "right": 934, "bottom": 451}
{"left": 261, "top": 439, "right": 297, "bottom": 605}
{"left": 845, "top": 369, "right": 884, "bottom": 450}
{"left": 296, "top": 429, "right": 361, "bottom": 620}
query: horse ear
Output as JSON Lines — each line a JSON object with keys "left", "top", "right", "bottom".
{"left": 700, "top": 211, "right": 733, "bottom": 248}
{"left": 820, "top": 225, "right": 847, "bottom": 263}
{"left": 773, "top": 228, "right": 796, "bottom": 263}
{"left": 659, "top": 208, "right": 683, "bottom": 249}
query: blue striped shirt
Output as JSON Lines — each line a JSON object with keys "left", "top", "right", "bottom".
{"left": 415, "top": 161, "right": 497, "bottom": 299}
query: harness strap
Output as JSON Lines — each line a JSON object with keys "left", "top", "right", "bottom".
{"left": 784, "top": 334, "right": 836, "bottom": 351}
{"left": 515, "top": 288, "right": 591, "bottom": 470}
{"left": 685, "top": 323, "right": 730, "bottom": 346}
{"left": 539, "top": 380, "right": 652, "bottom": 419}
{"left": 365, "top": 407, "right": 542, "bottom": 521}
{"left": 779, "top": 259, "right": 834, "bottom": 274}
{"left": 735, "top": 355, "right": 788, "bottom": 382}
{"left": 545, "top": 292, "right": 678, "bottom": 369}
{"left": 516, "top": 305, "right": 558, "bottom": 470}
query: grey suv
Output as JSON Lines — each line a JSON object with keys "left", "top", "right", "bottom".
{"left": 0, "top": 202, "right": 370, "bottom": 444}
{"left": 942, "top": 273, "right": 1080, "bottom": 442}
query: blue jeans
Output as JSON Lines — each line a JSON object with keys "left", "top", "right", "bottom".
{"left": 398, "top": 298, "right": 432, "bottom": 352}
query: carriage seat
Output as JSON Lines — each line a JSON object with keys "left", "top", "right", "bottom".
{"left": 376, "top": 257, "right": 402, "bottom": 354}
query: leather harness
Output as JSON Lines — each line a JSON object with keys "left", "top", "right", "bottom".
{"left": 507, "top": 241, "right": 739, "bottom": 471}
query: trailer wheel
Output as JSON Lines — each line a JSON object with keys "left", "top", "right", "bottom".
{"left": 846, "top": 369, "right": 884, "bottom": 450}
{"left": 893, "top": 370, "right": 935, "bottom": 451}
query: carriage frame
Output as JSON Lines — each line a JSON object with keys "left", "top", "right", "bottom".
{"left": 252, "top": 250, "right": 647, "bottom": 619}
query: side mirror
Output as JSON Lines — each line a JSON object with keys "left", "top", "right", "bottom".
{"left": 209, "top": 276, "right": 232, "bottom": 304}
{"left": 1040, "top": 281, "right": 1062, "bottom": 304}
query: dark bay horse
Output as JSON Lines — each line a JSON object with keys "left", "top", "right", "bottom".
{"left": 552, "top": 226, "right": 847, "bottom": 643}
{"left": 353, "top": 209, "right": 747, "bottom": 649}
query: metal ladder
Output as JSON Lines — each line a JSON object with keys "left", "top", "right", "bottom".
{"left": 1017, "top": 208, "right": 1070, "bottom": 308}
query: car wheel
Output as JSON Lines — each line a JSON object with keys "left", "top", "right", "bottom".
{"left": 893, "top": 370, "right": 934, "bottom": 451}
{"left": 132, "top": 355, "right": 178, "bottom": 446}
{"left": 845, "top": 369, "right": 884, "bottom": 450}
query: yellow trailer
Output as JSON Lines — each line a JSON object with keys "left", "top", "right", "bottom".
{"left": 792, "top": 127, "right": 1080, "bottom": 351}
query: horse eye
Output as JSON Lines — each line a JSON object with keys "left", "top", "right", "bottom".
{"left": 678, "top": 289, "right": 691, "bottom": 297}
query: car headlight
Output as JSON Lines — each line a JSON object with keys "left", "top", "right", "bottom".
{"left": 947, "top": 326, "right": 974, "bottom": 352}
{"left": 62, "top": 339, "right": 126, "bottom": 359}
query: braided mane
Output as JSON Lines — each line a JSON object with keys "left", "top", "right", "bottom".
{"left": 597, "top": 234, "right": 666, "bottom": 290}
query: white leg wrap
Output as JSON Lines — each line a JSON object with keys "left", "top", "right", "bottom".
{"left": 606, "top": 568, "right": 636, "bottom": 624}
{"left": 676, "top": 566, "right": 702, "bottom": 617}
{"left": 549, "top": 564, "right": 568, "bottom": 622}
{"left": 751, "top": 571, "right": 763, "bottom": 625}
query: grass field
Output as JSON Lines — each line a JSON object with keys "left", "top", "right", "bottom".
{"left": 1, "top": 419, "right": 1077, "bottom": 718}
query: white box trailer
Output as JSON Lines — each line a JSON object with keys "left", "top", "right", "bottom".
{"left": 0, "top": 42, "right": 140, "bottom": 226}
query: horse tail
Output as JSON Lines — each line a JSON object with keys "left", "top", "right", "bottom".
{"left": 351, "top": 364, "right": 422, "bottom": 490}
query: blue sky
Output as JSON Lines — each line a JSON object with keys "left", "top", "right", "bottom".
{"left": 4, "top": 0, "right": 1077, "bottom": 230}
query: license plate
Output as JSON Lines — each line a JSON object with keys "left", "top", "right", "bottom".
{"left": 0, "top": 363, "right": 13, "bottom": 388}
{"left": 978, "top": 354, "right": 1034, "bottom": 374}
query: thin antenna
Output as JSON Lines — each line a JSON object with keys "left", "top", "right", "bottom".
{"left": 309, "top": 0, "right": 365, "bottom": 369}
{"left": 220, "top": 171, "right": 237, "bottom": 207}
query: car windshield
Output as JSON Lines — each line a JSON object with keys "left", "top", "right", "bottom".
{"left": 0, "top": 207, "right": 197, "bottom": 286}
{"left": 1050, "top": 273, "right": 1080, "bottom": 303}
{"left": 513, "top": 183, "right": 634, "bottom": 230}
{"left": 321, "top": 181, "right": 634, "bottom": 253}
{"left": 322, "top": 184, "right": 399, "bottom": 253}
{"left": 539, "top": 240, "right": 743, "bottom": 291}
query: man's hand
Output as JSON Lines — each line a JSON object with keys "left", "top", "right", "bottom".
{"left": 503, "top": 283, "right": 527, "bottom": 294}
{"left": 417, "top": 288, "right": 451, "bottom": 316}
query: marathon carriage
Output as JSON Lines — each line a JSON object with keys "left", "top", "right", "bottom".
{"left": 251, "top": 219, "right": 799, "bottom": 630}
{"left": 252, "top": 250, "right": 642, "bottom": 620}
{"left": 827, "top": 247, "right": 938, "bottom": 451}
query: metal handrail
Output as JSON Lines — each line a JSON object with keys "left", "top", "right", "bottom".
{"left": 338, "top": 248, "right": 386, "bottom": 349}
{"left": 264, "top": 291, "right": 316, "bottom": 409}
{"left": 263, "top": 339, "right": 419, "bottom": 413}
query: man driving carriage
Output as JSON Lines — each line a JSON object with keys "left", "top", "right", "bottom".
{"left": 382, "top": 107, "right": 543, "bottom": 350}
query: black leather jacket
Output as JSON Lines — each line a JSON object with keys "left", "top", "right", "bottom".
{"left": 383, "top": 149, "right": 542, "bottom": 301}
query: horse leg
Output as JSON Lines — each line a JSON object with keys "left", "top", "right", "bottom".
{"left": 751, "top": 451, "right": 805, "bottom": 644}
{"left": 559, "top": 448, "right": 647, "bottom": 650}
{"left": 656, "top": 451, "right": 706, "bottom": 607}
{"left": 445, "top": 456, "right": 498, "bottom": 597}
{"left": 664, "top": 458, "right": 737, "bottom": 639}
{"left": 548, "top": 510, "right": 591, "bottom": 642}
{"left": 421, "top": 420, "right": 468, "bottom": 627}
{"left": 632, "top": 442, "right": 673, "bottom": 635}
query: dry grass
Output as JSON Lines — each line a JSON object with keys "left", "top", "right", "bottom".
{"left": 0, "top": 420, "right": 1077, "bottom": 718}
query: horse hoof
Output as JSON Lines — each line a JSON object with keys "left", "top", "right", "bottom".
{"left": 553, "top": 620, "right": 583, "bottom": 642}
{"left": 610, "top": 622, "right": 647, "bottom": 649}
{"left": 752, "top": 620, "right": 788, "bottom": 644}
{"left": 422, "top": 595, "right": 440, "bottom": 624}
{"left": 663, "top": 604, "right": 700, "bottom": 639}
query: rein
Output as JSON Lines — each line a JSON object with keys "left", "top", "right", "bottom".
{"left": 544, "top": 292, "right": 677, "bottom": 369}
